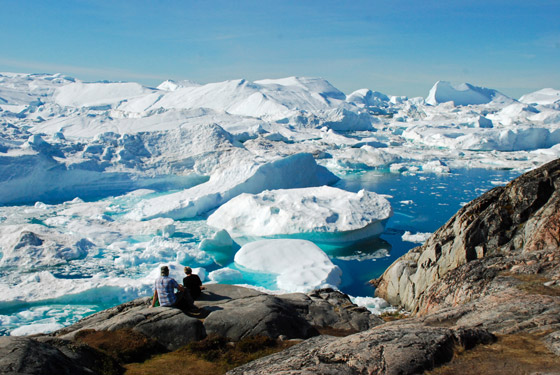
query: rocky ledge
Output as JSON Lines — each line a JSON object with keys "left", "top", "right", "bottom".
{"left": 0, "top": 285, "right": 380, "bottom": 374}
{"left": 2, "top": 159, "right": 560, "bottom": 375}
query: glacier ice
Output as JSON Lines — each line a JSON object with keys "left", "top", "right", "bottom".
{"left": 207, "top": 186, "right": 392, "bottom": 243}
{"left": 401, "top": 231, "right": 433, "bottom": 244}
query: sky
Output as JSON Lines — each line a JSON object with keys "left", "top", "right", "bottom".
{"left": 0, "top": 0, "right": 559, "bottom": 98}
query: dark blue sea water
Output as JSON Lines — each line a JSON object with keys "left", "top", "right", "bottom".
{"left": 327, "top": 168, "right": 521, "bottom": 297}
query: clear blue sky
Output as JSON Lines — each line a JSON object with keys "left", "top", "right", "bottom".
{"left": 1, "top": 0, "right": 558, "bottom": 98}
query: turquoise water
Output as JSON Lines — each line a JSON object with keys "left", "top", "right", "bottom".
{"left": 0, "top": 168, "right": 522, "bottom": 335}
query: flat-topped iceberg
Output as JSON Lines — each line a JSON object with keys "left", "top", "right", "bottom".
{"left": 234, "top": 239, "right": 342, "bottom": 292}
{"left": 128, "top": 153, "right": 339, "bottom": 220}
{"left": 207, "top": 186, "right": 392, "bottom": 243}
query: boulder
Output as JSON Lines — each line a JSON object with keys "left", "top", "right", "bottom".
{"left": 277, "top": 288, "right": 382, "bottom": 333}
{"left": 227, "top": 322, "right": 495, "bottom": 375}
{"left": 0, "top": 336, "right": 120, "bottom": 375}
{"left": 198, "top": 284, "right": 381, "bottom": 340}
{"left": 57, "top": 297, "right": 204, "bottom": 351}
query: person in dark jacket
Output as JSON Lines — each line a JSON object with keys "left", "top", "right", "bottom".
{"left": 183, "top": 266, "right": 205, "bottom": 300}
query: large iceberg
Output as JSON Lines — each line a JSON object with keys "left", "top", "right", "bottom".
{"left": 207, "top": 186, "right": 392, "bottom": 243}
{"left": 128, "top": 153, "right": 339, "bottom": 220}
{"left": 234, "top": 239, "right": 342, "bottom": 292}
{"left": 426, "top": 81, "right": 512, "bottom": 106}
{"left": 520, "top": 88, "right": 560, "bottom": 106}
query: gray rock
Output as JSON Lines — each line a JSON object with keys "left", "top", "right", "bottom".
{"left": 203, "top": 293, "right": 316, "bottom": 341}
{"left": 0, "top": 336, "right": 102, "bottom": 375}
{"left": 55, "top": 284, "right": 379, "bottom": 351}
{"left": 58, "top": 297, "right": 204, "bottom": 350}
{"left": 227, "top": 322, "right": 495, "bottom": 375}
{"left": 278, "top": 288, "right": 382, "bottom": 332}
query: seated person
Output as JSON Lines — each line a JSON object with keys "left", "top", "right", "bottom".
{"left": 151, "top": 265, "right": 196, "bottom": 310}
{"left": 183, "top": 266, "right": 205, "bottom": 300}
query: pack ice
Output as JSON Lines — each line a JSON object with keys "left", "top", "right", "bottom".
{"left": 1, "top": 71, "right": 560, "bottom": 335}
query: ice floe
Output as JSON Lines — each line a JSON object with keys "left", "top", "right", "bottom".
{"left": 234, "top": 239, "right": 342, "bottom": 292}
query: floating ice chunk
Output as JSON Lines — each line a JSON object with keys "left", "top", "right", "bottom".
{"left": 328, "top": 146, "right": 401, "bottom": 170}
{"left": 401, "top": 231, "right": 433, "bottom": 244}
{"left": 350, "top": 296, "right": 396, "bottom": 315}
{"left": 128, "top": 153, "right": 339, "bottom": 220}
{"left": 422, "top": 160, "right": 450, "bottom": 174}
{"left": 390, "top": 163, "right": 409, "bottom": 173}
{"left": 199, "top": 230, "right": 234, "bottom": 251}
{"left": 234, "top": 239, "right": 341, "bottom": 293}
{"left": 115, "top": 237, "right": 212, "bottom": 268}
{"left": 207, "top": 186, "right": 392, "bottom": 243}
{"left": 208, "top": 268, "right": 244, "bottom": 283}
{"left": 346, "top": 89, "right": 390, "bottom": 108}
{"left": 0, "top": 225, "right": 94, "bottom": 268}
{"left": 10, "top": 322, "right": 64, "bottom": 336}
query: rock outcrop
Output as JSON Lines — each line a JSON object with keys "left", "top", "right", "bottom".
{"left": 374, "top": 158, "right": 560, "bottom": 316}
{"left": 0, "top": 336, "right": 121, "bottom": 375}
{"left": 1, "top": 284, "right": 381, "bottom": 374}
{"left": 228, "top": 322, "right": 494, "bottom": 375}
{"left": 55, "top": 284, "right": 381, "bottom": 351}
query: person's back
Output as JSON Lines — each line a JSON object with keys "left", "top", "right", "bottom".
{"left": 155, "top": 274, "right": 179, "bottom": 306}
{"left": 183, "top": 266, "right": 203, "bottom": 300}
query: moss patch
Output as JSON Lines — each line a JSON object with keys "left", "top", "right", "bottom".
{"left": 426, "top": 333, "right": 560, "bottom": 375}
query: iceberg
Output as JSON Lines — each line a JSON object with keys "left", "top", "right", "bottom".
{"left": 234, "top": 239, "right": 342, "bottom": 292}
{"left": 128, "top": 153, "right": 339, "bottom": 220}
{"left": 519, "top": 88, "right": 560, "bottom": 106}
{"left": 207, "top": 186, "right": 392, "bottom": 243}
{"left": 426, "top": 81, "right": 512, "bottom": 106}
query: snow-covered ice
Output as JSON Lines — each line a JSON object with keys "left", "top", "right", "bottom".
{"left": 234, "top": 239, "right": 342, "bottom": 292}
{"left": 127, "top": 153, "right": 339, "bottom": 220}
{"left": 401, "top": 231, "right": 432, "bottom": 244}
{"left": 207, "top": 186, "right": 392, "bottom": 243}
